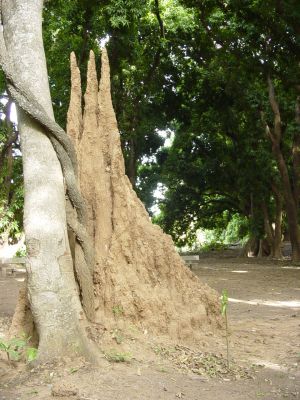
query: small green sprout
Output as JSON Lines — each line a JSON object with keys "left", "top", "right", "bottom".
{"left": 221, "top": 289, "right": 230, "bottom": 369}
{"left": 105, "top": 349, "right": 132, "bottom": 363}
{"left": 221, "top": 289, "right": 228, "bottom": 317}
{"left": 112, "top": 305, "right": 124, "bottom": 317}
{"left": 0, "top": 335, "right": 38, "bottom": 363}
{"left": 26, "top": 347, "right": 38, "bottom": 363}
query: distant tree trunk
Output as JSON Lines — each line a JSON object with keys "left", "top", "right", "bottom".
{"left": 241, "top": 236, "right": 259, "bottom": 257}
{"left": 272, "top": 144, "right": 300, "bottom": 259}
{"left": 264, "top": 77, "right": 300, "bottom": 261}
{"left": 261, "top": 190, "right": 283, "bottom": 259}
{"left": 257, "top": 239, "right": 264, "bottom": 258}
{"left": 272, "top": 185, "right": 283, "bottom": 258}
{"left": 294, "top": 94, "right": 300, "bottom": 204}
{"left": 1, "top": 0, "right": 92, "bottom": 361}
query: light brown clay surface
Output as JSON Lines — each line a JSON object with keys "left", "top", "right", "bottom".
{"left": 67, "top": 49, "right": 221, "bottom": 341}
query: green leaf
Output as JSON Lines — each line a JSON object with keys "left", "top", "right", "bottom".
{"left": 221, "top": 289, "right": 228, "bottom": 316}
{"left": 9, "top": 349, "right": 20, "bottom": 361}
{"left": 0, "top": 341, "right": 8, "bottom": 351}
{"left": 9, "top": 337, "right": 27, "bottom": 349}
{"left": 26, "top": 347, "right": 38, "bottom": 363}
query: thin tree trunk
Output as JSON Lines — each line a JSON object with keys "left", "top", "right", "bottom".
{"left": 2, "top": 0, "right": 93, "bottom": 361}
{"left": 241, "top": 237, "right": 259, "bottom": 257}
{"left": 272, "top": 184, "right": 283, "bottom": 259}
{"left": 262, "top": 195, "right": 283, "bottom": 259}
{"left": 262, "top": 201, "right": 274, "bottom": 248}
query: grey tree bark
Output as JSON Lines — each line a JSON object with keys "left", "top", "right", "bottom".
{"left": 1, "top": 0, "right": 92, "bottom": 361}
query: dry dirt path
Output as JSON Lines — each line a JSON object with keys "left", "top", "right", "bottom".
{"left": 0, "top": 257, "right": 300, "bottom": 400}
{"left": 193, "top": 257, "right": 300, "bottom": 374}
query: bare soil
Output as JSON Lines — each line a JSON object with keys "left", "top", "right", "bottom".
{"left": 0, "top": 256, "right": 300, "bottom": 400}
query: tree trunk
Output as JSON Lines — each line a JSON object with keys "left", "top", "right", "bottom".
{"left": 272, "top": 185, "right": 283, "bottom": 259}
{"left": 2, "top": 0, "right": 92, "bottom": 361}
{"left": 266, "top": 77, "right": 300, "bottom": 262}
{"left": 261, "top": 196, "right": 283, "bottom": 259}
{"left": 257, "top": 239, "right": 264, "bottom": 258}
{"left": 272, "top": 144, "right": 300, "bottom": 260}
{"left": 241, "top": 237, "right": 259, "bottom": 257}
{"left": 293, "top": 95, "right": 300, "bottom": 206}
{"left": 272, "top": 234, "right": 282, "bottom": 259}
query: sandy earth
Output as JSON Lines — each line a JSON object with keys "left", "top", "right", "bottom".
{"left": 0, "top": 256, "right": 300, "bottom": 400}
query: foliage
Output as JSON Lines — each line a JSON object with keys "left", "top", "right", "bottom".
{"left": 26, "top": 347, "right": 38, "bottom": 363}
{"left": 0, "top": 184, "right": 24, "bottom": 242}
{"left": 199, "top": 241, "right": 227, "bottom": 253}
{"left": 0, "top": 335, "right": 37, "bottom": 363}
{"left": 202, "top": 214, "right": 249, "bottom": 248}
{"left": 15, "top": 245, "right": 27, "bottom": 258}
{"left": 156, "top": 0, "right": 300, "bottom": 247}
{"left": 222, "top": 215, "right": 250, "bottom": 245}
{"left": 104, "top": 349, "right": 132, "bottom": 362}
{"left": 112, "top": 305, "right": 124, "bottom": 317}
{"left": 111, "top": 329, "right": 124, "bottom": 344}
{"left": 42, "top": 0, "right": 188, "bottom": 200}
{"left": 0, "top": 104, "right": 23, "bottom": 243}
{"left": 2, "top": 0, "right": 300, "bottom": 249}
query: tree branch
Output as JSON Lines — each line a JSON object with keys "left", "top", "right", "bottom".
{"left": 267, "top": 75, "right": 282, "bottom": 141}
{"left": 154, "top": 0, "right": 165, "bottom": 38}
{"left": 260, "top": 110, "right": 276, "bottom": 144}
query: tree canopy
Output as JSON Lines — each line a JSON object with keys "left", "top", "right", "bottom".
{"left": 1, "top": 0, "right": 300, "bottom": 259}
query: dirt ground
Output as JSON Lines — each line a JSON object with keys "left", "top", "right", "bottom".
{"left": 0, "top": 256, "right": 299, "bottom": 400}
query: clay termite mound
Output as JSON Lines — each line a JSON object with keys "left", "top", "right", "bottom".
{"left": 67, "top": 49, "right": 221, "bottom": 342}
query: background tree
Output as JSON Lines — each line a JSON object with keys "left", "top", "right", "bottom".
{"left": 158, "top": 0, "right": 300, "bottom": 259}
{"left": 1, "top": 0, "right": 300, "bottom": 261}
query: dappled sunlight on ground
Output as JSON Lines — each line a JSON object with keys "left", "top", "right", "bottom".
{"left": 228, "top": 298, "right": 300, "bottom": 308}
{"left": 231, "top": 270, "right": 249, "bottom": 273}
